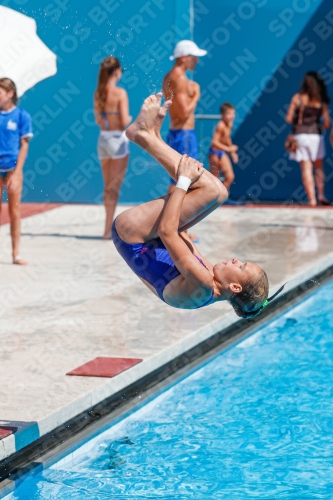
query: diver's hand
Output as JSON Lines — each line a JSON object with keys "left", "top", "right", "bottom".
{"left": 177, "top": 154, "right": 204, "bottom": 184}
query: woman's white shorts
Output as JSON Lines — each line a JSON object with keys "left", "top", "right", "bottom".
{"left": 98, "top": 130, "right": 129, "bottom": 160}
{"left": 289, "top": 133, "right": 325, "bottom": 163}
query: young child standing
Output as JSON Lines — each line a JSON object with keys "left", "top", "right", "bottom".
{"left": 0, "top": 78, "right": 33, "bottom": 265}
{"left": 208, "top": 102, "right": 238, "bottom": 191}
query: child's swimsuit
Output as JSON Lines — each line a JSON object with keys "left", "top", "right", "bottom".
{"left": 208, "top": 148, "right": 224, "bottom": 159}
{"left": 112, "top": 219, "right": 214, "bottom": 308}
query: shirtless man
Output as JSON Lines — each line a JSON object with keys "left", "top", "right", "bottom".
{"left": 208, "top": 102, "right": 238, "bottom": 191}
{"left": 162, "top": 40, "right": 207, "bottom": 191}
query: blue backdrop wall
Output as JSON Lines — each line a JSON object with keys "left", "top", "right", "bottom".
{"left": 193, "top": 0, "right": 333, "bottom": 202}
{"left": 3, "top": 0, "right": 333, "bottom": 203}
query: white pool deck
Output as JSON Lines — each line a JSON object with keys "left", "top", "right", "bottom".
{"left": 0, "top": 203, "right": 333, "bottom": 464}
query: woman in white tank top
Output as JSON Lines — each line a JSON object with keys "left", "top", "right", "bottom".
{"left": 94, "top": 57, "right": 132, "bottom": 238}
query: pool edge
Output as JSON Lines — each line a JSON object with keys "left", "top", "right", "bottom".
{"left": 1, "top": 259, "right": 333, "bottom": 494}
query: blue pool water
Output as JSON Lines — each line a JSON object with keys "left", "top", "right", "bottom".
{"left": 3, "top": 280, "right": 333, "bottom": 499}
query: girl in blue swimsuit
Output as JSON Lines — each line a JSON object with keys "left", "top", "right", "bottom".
{"left": 113, "top": 93, "right": 270, "bottom": 319}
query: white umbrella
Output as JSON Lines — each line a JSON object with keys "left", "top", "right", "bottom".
{"left": 0, "top": 6, "right": 57, "bottom": 97}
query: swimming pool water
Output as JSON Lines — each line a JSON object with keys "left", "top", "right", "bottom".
{"left": 3, "top": 280, "right": 333, "bottom": 499}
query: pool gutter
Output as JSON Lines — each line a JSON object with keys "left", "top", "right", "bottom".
{"left": 1, "top": 259, "right": 333, "bottom": 496}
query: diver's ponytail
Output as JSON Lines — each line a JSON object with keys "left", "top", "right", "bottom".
{"left": 232, "top": 304, "right": 265, "bottom": 319}
{"left": 230, "top": 269, "right": 269, "bottom": 319}
{"left": 232, "top": 281, "right": 287, "bottom": 320}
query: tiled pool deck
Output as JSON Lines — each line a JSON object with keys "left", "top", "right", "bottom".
{"left": 0, "top": 203, "right": 333, "bottom": 474}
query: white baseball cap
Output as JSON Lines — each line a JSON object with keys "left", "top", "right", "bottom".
{"left": 170, "top": 40, "right": 207, "bottom": 60}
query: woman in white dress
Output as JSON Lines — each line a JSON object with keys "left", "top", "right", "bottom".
{"left": 94, "top": 57, "right": 131, "bottom": 238}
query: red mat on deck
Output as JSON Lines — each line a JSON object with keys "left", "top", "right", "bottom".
{"left": 0, "top": 426, "right": 17, "bottom": 439}
{"left": 0, "top": 203, "right": 62, "bottom": 225}
{"left": 67, "top": 357, "right": 143, "bottom": 378}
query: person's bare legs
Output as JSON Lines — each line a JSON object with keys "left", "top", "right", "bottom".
{"left": 6, "top": 172, "right": 27, "bottom": 265}
{"left": 299, "top": 160, "right": 316, "bottom": 206}
{"left": 209, "top": 154, "right": 222, "bottom": 179}
{"left": 0, "top": 177, "right": 4, "bottom": 227}
{"left": 220, "top": 154, "right": 235, "bottom": 191}
{"left": 101, "top": 155, "right": 128, "bottom": 239}
{"left": 126, "top": 94, "right": 186, "bottom": 182}
{"left": 313, "top": 159, "right": 329, "bottom": 203}
{"left": 117, "top": 93, "right": 227, "bottom": 243}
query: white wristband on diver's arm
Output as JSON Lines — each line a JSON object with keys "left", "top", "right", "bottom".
{"left": 175, "top": 176, "right": 191, "bottom": 192}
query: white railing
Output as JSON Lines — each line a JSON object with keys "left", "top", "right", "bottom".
{"left": 194, "top": 114, "right": 220, "bottom": 120}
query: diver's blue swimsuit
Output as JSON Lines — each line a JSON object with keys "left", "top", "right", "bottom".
{"left": 112, "top": 220, "right": 214, "bottom": 308}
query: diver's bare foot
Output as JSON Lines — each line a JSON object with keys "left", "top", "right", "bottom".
{"left": 13, "top": 255, "right": 28, "bottom": 265}
{"left": 154, "top": 100, "right": 172, "bottom": 137}
{"left": 126, "top": 93, "right": 163, "bottom": 145}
